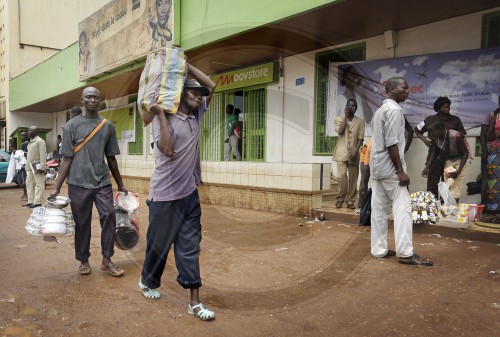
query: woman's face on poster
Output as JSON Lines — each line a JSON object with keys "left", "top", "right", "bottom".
{"left": 156, "top": 0, "right": 171, "bottom": 26}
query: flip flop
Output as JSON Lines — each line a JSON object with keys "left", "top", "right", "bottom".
{"left": 399, "top": 254, "right": 433, "bottom": 266}
{"left": 100, "top": 263, "right": 124, "bottom": 277}
{"left": 78, "top": 265, "right": 91, "bottom": 275}
{"left": 382, "top": 249, "right": 396, "bottom": 258}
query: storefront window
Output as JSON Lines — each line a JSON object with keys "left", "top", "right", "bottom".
{"left": 482, "top": 10, "right": 500, "bottom": 48}
{"left": 314, "top": 43, "right": 365, "bottom": 155}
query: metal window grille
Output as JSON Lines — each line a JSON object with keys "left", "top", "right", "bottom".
{"left": 243, "top": 88, "right": 266, "bottom": 161}
{"left": 482, "top": 10, "right": 500, "bottom": 48}
{"left": 314, "top": 43, "right": 366, "bottom": 155}
{"left": 200, "top": 93, "right": 224, "bottom": 161}
{"left": 128, "top": 107, "right": 143, "bottom": 155}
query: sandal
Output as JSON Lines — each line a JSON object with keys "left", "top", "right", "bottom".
{"left": 100, "top": 263, "right": 124, "bottom": 277}
{"left": 399, "top": 254, "right": 433, "bottom": 266}
{"left": 138, "top": 279, "right": 160, "bottom": 300}
{"left": 347, "top": 204, "right": 356, "bottom": 209}
{"left": 336, "top": 201, "right": 343, "bottom": 208}
{"left": 78, "top": 264, "right": 91, "bottom": 275}
{"left": 188, "top": 303, "right": 215, "bottom": 321}
{"left": 382, "top": 249, "right": 396, "bottom": 258}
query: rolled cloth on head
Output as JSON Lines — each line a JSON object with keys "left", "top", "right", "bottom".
{"left": 137, "top": 47, "right": 187, "bottom": 126}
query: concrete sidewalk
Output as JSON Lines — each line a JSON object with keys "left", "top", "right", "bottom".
{"left": 0, "top": 183, "right": 499, "bottom": 337}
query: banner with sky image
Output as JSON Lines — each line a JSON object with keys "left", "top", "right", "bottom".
{"left": 327, "top": 47, "right": 500, "bottom": 137}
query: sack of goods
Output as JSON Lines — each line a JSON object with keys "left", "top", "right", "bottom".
{"left": 410, "top": 191, "right": 440, "bottom": 224}
{"left": 137, "top": 47, "right": 187, "bottom": 126}
{"left": 25, "top": 206, "right": 75, "bottom": 237}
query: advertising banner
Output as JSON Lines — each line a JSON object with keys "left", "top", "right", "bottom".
{"left": 79, "top": 0, "right": 174, "bottom": 81}
{"left": 211, "top": 62, "right": 278, "bottom": 92}
{"left": 327, "top": 48, "right": 500, "bottom": 137}
{"left": 100, "top": 104, "right": 136, "bottom": 143}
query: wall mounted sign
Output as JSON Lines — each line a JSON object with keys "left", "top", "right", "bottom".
{"left": 79, "top": 0, "right": 174, "bottom": 81}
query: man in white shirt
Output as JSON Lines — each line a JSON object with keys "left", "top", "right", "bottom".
{"left": 370, "top": 77, "right": 432, "bottom": 266}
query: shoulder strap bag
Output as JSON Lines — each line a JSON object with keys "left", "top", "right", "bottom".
{"left": 74, "top": 118, "right": 107, "bottom": 154}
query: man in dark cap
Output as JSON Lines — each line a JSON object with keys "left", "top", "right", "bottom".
{"left": 138, "top": 63, "right": 217, "bottom": 321}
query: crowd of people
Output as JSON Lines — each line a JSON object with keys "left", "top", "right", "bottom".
{"left": 333, "top": 76, "right": 500, "bottom": 266}
{"left": 5, "top": 65, "right": 498, "bottom": 320}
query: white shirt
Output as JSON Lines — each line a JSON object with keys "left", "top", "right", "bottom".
{"left": 370, "top": 99, "right": 407, "bottom": 180}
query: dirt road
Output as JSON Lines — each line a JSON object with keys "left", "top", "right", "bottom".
{"left": 0, "top": 183, "right": 499, "bottom": 337}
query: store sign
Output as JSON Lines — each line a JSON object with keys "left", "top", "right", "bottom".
{"left": 211, "top": 61, "right": 277, "bottom": 92}
{"left": 79, "top": 0, "right": 174, "bottom": 81}
{"left": 327, "top": 47, "right": 500, "bottom": 137}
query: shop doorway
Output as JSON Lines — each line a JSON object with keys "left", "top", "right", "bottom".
{"left": 199, "top": 87, "right": 266, "bottom": 162}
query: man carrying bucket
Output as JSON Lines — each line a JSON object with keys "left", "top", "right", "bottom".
{"left": 50, "top": 86, "right": 128, "bottom": 277}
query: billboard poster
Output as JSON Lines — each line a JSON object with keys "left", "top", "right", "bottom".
{"left": 79, "top": 0, "right": 174, "bottom": 81}
{"left": 327, "top": 47, "right": 500, "bottom": 137}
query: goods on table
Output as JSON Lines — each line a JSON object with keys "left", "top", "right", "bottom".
{"left": 410, "top": 191, "right": 440, "bottom": 224}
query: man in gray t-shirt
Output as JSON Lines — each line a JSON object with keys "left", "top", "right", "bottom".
{"left": 51, "top": 86, "right": 128, "bottom": 277}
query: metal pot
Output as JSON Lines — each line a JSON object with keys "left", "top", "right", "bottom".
{"left": 42, "top": 222, "right": 67, "bottom": 235}
{"left": 43, "top": 215, "right": 67, "bottom": 224}
{"left": 45, "top": 209, "right": 68, "bottom": 217}
{"left": 46, "top": 195, "right": 71, "bottom": 209}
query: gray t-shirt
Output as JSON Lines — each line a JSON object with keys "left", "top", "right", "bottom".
{"left": 149, "top": 97, "right": 207, "bottom": 201}
{"left": 370, "top": 99, "right": 407, "bottom": 180}
{"left": 60, "top": 114, "right": 120, "bottom": 189}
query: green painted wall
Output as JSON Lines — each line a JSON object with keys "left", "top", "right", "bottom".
{"left": 10, "top": 0, "right": 337, "bottom": 111}
{"left": 180, "top": 0, "right": 337, "bottom": 50}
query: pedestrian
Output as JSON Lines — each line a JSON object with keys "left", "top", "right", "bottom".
{"left": 332, "top": 99, "right": 365, "bottom": 209}
{"left": 138, "top": 63, "right": 217, "bottom": 321}
{"left": 414, "top": 96, "right": 468, "bottom": 197}
{"left": 485, "top": 107, "right": 500, "bottom": 211}
{"left": 422, "top": 119, "right": 470, "bottom": 202}
{"left": 224, "top": 104, "right": 242, "bottom": 161}
{"left": 50, "top": 86, "right": 128, "bottom": 277}
{"left": 480, "top": 98, "right": 498, "bottom": 206}
{"left": 370, "top": 77, "right": 432, "bottom": 266}
{"left": 69, "top": 106, "right": 82, "bottom": 119}
{"left": 53, "top": 134, "right": 62, "bottom": 158}
{"left": 19, "top": 131, "right": 29, "bottom": 201}
{"left": 24, "top": 126, "right": 46, "bottom": 208}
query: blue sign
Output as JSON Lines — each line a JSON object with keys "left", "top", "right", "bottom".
{"left": 296, "top": 77, "right": 305, "bottom": 86}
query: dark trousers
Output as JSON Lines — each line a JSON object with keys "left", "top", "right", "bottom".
{"left": 141, "top": 190, "right": 202, "bottom": 290}
{"left": 427, "top": 159, "right": 444, "bottom": 198}
{"left": 68, "top": 184, "right": 116, "bottom": 262}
